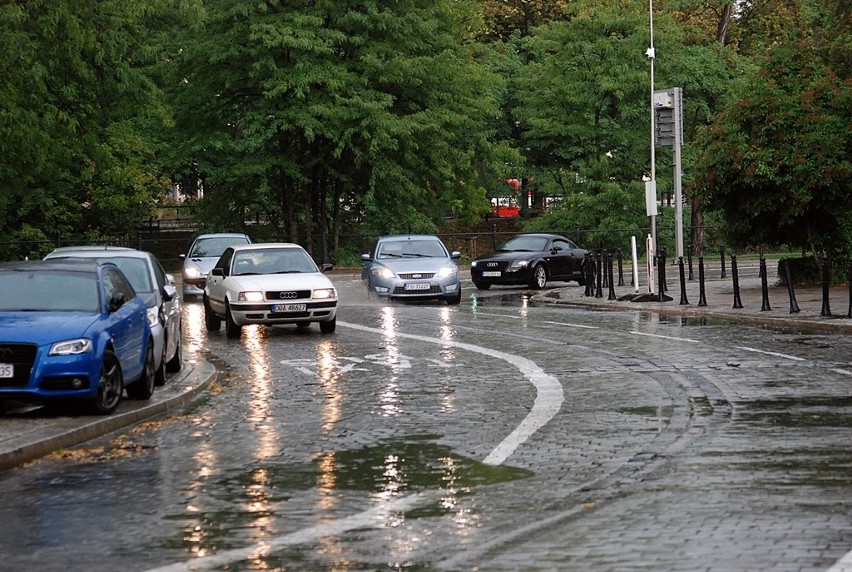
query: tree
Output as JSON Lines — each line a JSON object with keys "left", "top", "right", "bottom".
{"left": 691, "top": 38, "right": 852, "bottom": 262}
{"left": 159, "top": 0, "right": 504, "bottom": 261}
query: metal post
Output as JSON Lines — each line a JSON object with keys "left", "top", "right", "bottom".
{"left": 678, "top": 256, "right": 689, "bottom": 305}
{"left": 760, "top": 255, "right": 771, "bottom": 311}
{"left": 584, "top": 253, "right": 594, "bottom": 297}
{"left": 720, "top": 246, "right": 727, "bottom": 278}
{"left": 784, "top": 260, "right": 800, "bottom": 314}
{"left": 595, "top": 251, "right": 604, "bottom": 298}
{"left": 617, "top": 248, "right": 625, "bottom": 286}
{"left": 658, "top": 249, "right": 666, "bottom": 302}
{"left": 847, "top": 264, "right": 851, "bottom": 319}
{"left": 820, "top": 255, "right": 832, "bottom": 316}
{"left": 698, "top": 256, "right": 707, "bottom": 306}
{"left": 687, "top": 244, "right": 694, "bottom": 281}
{"left": 731, "top": 254, "right": 743, "bottom": 309}
{"left": 608, "top": 254, "right": 617, "bottom": 300}
{"left": 602, "top": 250, "right": 609, "bottom": 288}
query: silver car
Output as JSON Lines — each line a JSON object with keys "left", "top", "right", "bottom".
{"left": 180, "top": 233, "right": 252, "bottom": 299}
{"left": 44, "top": 246, "right": 182, "bottom": 385}
{"left": 361, "top": 235, "right": 462, "bottom": 305}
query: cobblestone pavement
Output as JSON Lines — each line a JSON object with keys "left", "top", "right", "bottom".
{"left": 0, "top": 266, "right": 850, "bottom": 572}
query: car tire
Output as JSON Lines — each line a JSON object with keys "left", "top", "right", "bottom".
{"left": 91, "top": 350, "right": 124, "bottom": 415}
{"left": 319, "top": 316, "right": 336, "bottom": 334}
{"left": 529, "top": 264, "right": 547, "bottom": 290}
{"left": 446, "top": 291, "right": 462, "bottom": 305}
{"left": 472, "top": 280, "right": 491, "bottom": 290}
{"left": 127, "top": 342, "right": 156, "bottom": 400}
{"left": 165, "top": 326, "right": 183, "bottom": 374}
{"left": 204, "top": 296, "right": 221, "bottom": 332}
{"left": 225, "top": 301, "right": 242, "bottom": 338}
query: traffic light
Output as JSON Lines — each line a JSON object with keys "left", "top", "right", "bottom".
{"left": 655, "top": 107, "right": 675, "bottom": 147}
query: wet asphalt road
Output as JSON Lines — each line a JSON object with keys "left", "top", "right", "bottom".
{"left": 1, "top": 275, "right": 852, "bottom": 571}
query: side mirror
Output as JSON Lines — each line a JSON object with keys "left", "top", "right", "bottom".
{"left": 165, "top": 273, "right": 176, "bottom": 286}
{"left": 163, "top": 283, "right": 177, "bottom": 302}
{"left": 360, "top": 253, "right": 371, "bottom": 262}
{"left": 211, "top": 268, "right": 224, "bottom": 277}
{"left": 108, "top": 291, "right": 125, "bottom": 313}
{"left": 321, "top": 263, "right": 334, "bottom": 273}
{"left": 451, "top": 251, "right": 461, "bottom": 259}
{"left": 179, "top": 254, "right": 186, "bottom": 260}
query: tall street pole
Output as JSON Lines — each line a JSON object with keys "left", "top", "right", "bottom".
{"left": 647, "top": 0, "right": 657, "bottom": 257}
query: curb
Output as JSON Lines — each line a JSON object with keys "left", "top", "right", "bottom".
{"left": 0, "top": 359, "right": 216, "bottom": 473}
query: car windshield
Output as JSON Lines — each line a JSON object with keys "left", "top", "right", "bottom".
{"left": 189, "top": 236, "right": 248, "bottom": 258}
{"left": 0, "top": 270, "right": 99, "bottom": 312}
{"left": 499, "top": 236, "right": 548, "bottom": 252}
{"left": 233, "top": 249, "right": 319, "bottom": 275}
{"left": 49, "top": 256, "right": 152, "bottom": 293}
{"left": 378, "top": 240, "right": 446, "bottom": 258}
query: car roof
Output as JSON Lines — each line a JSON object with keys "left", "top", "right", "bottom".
{"left": 46, "top": 246, "right": 152, "bottom": 259}
{"left": 229, "top": 242, "right": 304, "bottom": 252}
{"left": 192, "top": 233, "right": 251, "bottom": 240}
{"left": 377, "top": 234, "right": 442, "bottom": 241}
{"left": 0, "top": 259, "right": 113, "bottom": 273}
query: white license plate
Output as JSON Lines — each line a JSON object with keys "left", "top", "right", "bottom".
{"left": 0, "top": 364, "right": 12, "bottom": 378}
{"left": 272, "top": 303, "right": 307, "bottom": 313}
{"left": 404, "top": 283, "right": 431, "bottom": 290}
{"left": 482, "top": 271, "right": 501, "bottom": 277}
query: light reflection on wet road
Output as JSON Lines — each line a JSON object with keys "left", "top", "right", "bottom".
{"left": 0, "top": 276, "right": 851, "bottom": 571}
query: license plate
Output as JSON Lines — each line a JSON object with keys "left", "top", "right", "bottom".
{"left": 482, "top": 271, "right": 501, "bottom": 277}
{"left": 0, "top": 364, "right": 12, "bottom": 378}
{"left": 404, "top": 283, "right": 431, "bottom": 290}
{"left": 272, "top": 303, "right": 306, "bottom": 313}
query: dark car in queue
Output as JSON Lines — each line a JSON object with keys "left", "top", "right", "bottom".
{"left": 470, "top": 233, "right": 589, "bottom": 290}
{"left": 0, "top": 260, "right": 156, "bottom": 415}
{"left": 361, "top": 235, "right": 462, "bottom": 305}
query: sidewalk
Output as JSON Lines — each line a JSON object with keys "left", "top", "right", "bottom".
{"left": 0, "top": 358, "right": 216, "bottom": 473}
{"left": 534, "top": 262, "right": 852, "bottom": 335}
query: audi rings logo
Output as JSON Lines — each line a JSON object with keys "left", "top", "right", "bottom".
{"left": 486, "top": 262, "right": 498, "bottom": 267}
{"left": 0, "top": 348, "right": 13, "bottom": 362}
{"left": 279, "top": 291, "right": 298, "bottom": 300}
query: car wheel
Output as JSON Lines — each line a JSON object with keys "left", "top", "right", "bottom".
{"left": 225, "top": 301, "right": 242, "bottom": 338}
{"left": 529, "top": 264, "right": 547, "bottom": 289}
{"left": 446, "top": 291, "right": 462, "bottom": 305}
{"left": 472, "top": 280, "right": 491, "bottom": 290}
{"left": 91, "top": 350, "right": 124, "bottom": 415}
{"left": 319, "top": 316, "right": 336, "bottom": 334}
{"left": 127, "top": 342, "right": 156, "bottom": 400}
{"left": 204, "top": 295, "right": 221, "bottom": 332}
{"left": 165, "top": 324, "right": 183, "bottom": 374}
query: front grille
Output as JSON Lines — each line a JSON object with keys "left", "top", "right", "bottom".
{"left": 393, "top": 285, "right": 442, "bottom": 295}
{"left": 399, "top": 272, "right": 435, "bottom": 280}
{"left": 0, "top": 343, "right": 37, "bottom": 388}
{"left": 265, "top": 290, "right": 311, "bottom": 301}
{"left": 268, "top": 311, "right": 311, "bottom": 319}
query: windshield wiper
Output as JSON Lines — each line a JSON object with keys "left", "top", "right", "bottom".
{"left": 274, "top": 270, "right": 301, "bottom": 274}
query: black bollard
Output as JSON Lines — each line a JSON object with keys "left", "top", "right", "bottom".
{"left": 658, "top": 250, "right": 666, "bottom": 302}
{"left": 617, "top": 249, "right": 625, "bottom": 286}
{"left": 720, "top": 246, "right": 727, "bottom": 279}
{"left": 595, "top": 251, "right": 604, "bottom": 298}
{"left": 784, "top": 259, "right": 800, "bottom": 313}
{"left": 678, "top": 256, "right": 689, "bottom": 305}
{"left": 602, "top": 251, "right": 609, "bottom": 288}
{"left": 820, "top": 255, "right": 831, "bottom": 316}
{"left": 731, "top": 254, "right": 743, "bottom": 308}
{"left": 759, "top": 255, "right": 771, "bottom": 311}
{"left": 687, "top": 244, "right": 694, "bottom": 281}
{"left": 698, "top": 256, "right": 708, "bottom": 306}
{"left": 608, "top": 253, "right": 617, "bottom": 300}
{"left": 583, "top": 253, "right": 594, "bottom": 297}
{"left": 847, "top": 264, "right": 851, "bottom": 319}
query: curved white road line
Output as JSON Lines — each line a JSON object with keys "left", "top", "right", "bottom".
{"left": 145, "top": 320, "right": 563, "bottom": 572}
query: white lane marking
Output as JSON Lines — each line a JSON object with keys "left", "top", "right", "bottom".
{"left": 827, "top": 550, "right": 852, "bottom": 572}
{"left": 144, "top": 320, "right": 563, "bottom": 572}
{"left": 830, "top": 368, "right": 852, "bottom": 377}
{"left": 473, "top": 311, "right": 523, "bottom": 319}
{"left": 544, "top": 321, "right": 600, "bottom": 329}
{"left": 630, "top": 331, "right": 700, "bottom": 343}
{"left": 734, "top": 346, "right": 806, "bottom": 361}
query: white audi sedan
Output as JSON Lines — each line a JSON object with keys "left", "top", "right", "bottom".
{"left": 203, "top": 243, "right": 338, "bottom": 338}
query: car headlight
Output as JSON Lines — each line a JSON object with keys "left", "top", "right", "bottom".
{"left": 238, "top": 291, "right": 264, "bottom": 302}
{"left": 510, "top": 259, "right": 530, "bottom": 269}
{"left": 313, "top": 288, "right": 337, "bottom": 300}
{"left": 50, "top": 338, "right": 93, "bottom": 356}
{"left": 437, "top": 266, "right": 457, "bottom": 278}
{"left": 470, "top": 260, "right": 479, "bottom": 267}
{"left": 184, "top": 267, "right": 201, "bottom": 278}
{"left": 372, "top": 267, "right": 395, "bottom": 279}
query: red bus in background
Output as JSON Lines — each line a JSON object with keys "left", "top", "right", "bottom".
{"left": 491, "top": 178, "right": 521, "bottom": 218}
